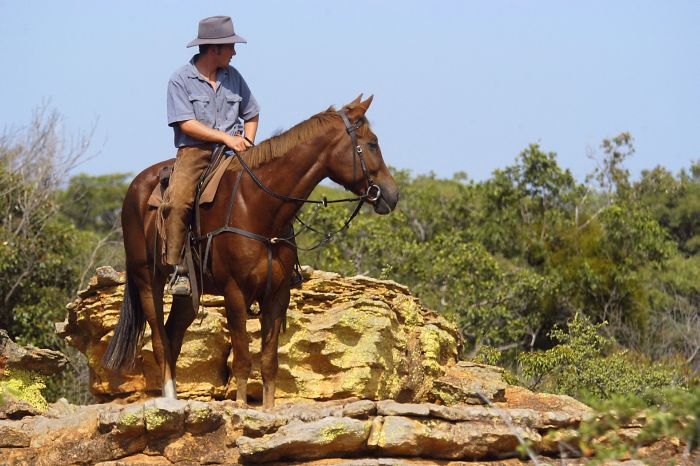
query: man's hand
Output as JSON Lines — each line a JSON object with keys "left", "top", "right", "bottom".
{"left": 178, "top": 119, "right": 254, "bottom": 151}
{"left": 222, "top": 134, "right": 252, "bottom": 152}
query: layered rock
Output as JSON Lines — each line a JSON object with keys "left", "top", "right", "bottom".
{"left": 1, "top": 396, "right": 689, "bottom": 465}
{"left": 0, "top": 397, "right": 563, "bottom": 464}
{"left": 0, "top": 329, "right": 67, "bottom": 376}
{"left": 57, "top": 267, "right": 461, "bottom": 403}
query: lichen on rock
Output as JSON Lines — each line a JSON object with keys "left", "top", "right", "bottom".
{"left": 0, "top": 368, "right": 48, "bottom": 412}
{"left": 318, "top": 420, "right": 350, "bottom": 442}
{"left": 144, "top": 408, "right": 170, "bottom": 431}
{"left": 118, "top": 411, "right": 143, "bottom": 428}
{"left": 419, "top": 323, "right": 459, "bottom": 377}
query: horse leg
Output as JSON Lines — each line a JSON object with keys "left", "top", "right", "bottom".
{"left": 260, "top": 287, "right": 291, "bottom": 409}
{"left": 135, "top": 271, "right": 177, "bottom": 399}
{"left": 223, "top": 286, "right": 251, "bottom": 404}
{"left": 164, "top": 296, "right": 197, "bottom": 385}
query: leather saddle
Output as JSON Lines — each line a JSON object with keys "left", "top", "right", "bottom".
{"left": 147, "top": 150, "right": 233, "bottom": 208}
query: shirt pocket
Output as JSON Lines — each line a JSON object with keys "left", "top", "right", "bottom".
{"left": 224, "top": 93, "right": 243, "bottom": 122}
{"left": 189, "top": 95, "right": 212, "bottom": 125}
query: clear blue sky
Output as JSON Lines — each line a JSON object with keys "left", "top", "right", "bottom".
{"left": 1, "top": 1, "right": 699, "bottom": 182}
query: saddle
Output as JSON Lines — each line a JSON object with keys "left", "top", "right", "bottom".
{"left": 147, "top": 149, "right": 233, "bottom": 208}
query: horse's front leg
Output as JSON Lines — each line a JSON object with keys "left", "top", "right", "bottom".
{"left": 260, "top": 285, "right": 291, "bottom": 409}
{"left": 165, "top": 295, "right": 197, "bottom": 388}
{"left": 223, "top": 285, "right": 252, "bottom": 405}
{"left": 134, "top": 270, "right": 177, "bottom": 399}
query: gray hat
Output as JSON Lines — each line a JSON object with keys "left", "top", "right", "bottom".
{"left": 186, "top": 16, "right": 247, "bottom": 48}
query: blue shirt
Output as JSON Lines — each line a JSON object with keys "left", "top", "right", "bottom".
{"left": 167, "top": 55, "right": 260, "bottom": 147}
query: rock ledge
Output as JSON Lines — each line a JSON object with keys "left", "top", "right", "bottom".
{"left": 1, "top": 397, "right": 599, "bottom": 465}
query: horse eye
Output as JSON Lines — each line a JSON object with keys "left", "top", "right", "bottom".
{"left": 367, "top": 141, "right": 379, "bottom": 151}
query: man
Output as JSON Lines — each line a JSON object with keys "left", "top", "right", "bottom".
{"left": 161, "top": 15, "right": 260, "bottom": 295}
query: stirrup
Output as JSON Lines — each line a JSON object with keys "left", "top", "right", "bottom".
{"left": 167, "top": 272, "right": 191, "bottom": 296}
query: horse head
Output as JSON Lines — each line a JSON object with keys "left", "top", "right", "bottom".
{"left": 327, "top": 95, "right": 399, "bottom": 215}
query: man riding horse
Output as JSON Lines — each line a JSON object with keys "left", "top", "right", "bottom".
{"left": 160, "top": 15, "right": 259, "bottom": 295}
{"left": 104, "top": 14, "right": 399, "bottom": 408}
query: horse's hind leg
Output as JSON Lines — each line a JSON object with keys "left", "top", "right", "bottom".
{"left": 165, "top": 296, "right": 197, "bottom": 380}
{"left": 222, "top": 285, "right": 251, "bottom": 405}
{"left": 260, "top": 286, "right": 291, "bottom": 409}
{"left": 134, "top": 269, "right": 177, "bottom": 399}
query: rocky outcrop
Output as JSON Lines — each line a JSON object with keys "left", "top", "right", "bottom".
{"left": 0, "top": 396, "right": 582, "bottom": 465}
{"left": 432, "top": 362, "right": 507, "bottom": 405}
{"left": 0, "top": 330, "right": 68, "bottom": 420}
{"left": 0, "top": 329, "right": 67, "bottom": 376}
{"left": 1, "top": 396, "right": 691, "bottom": 465}
{"left": 57, "top": 267, "right": 462, "bottom": 403}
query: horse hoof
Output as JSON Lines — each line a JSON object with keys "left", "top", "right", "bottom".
{"left": 162, "top": 380, "right": 177, "bottom": 399}
{"left": 233, "top": 399, "right": 248, "bottom": 408}
{"left": 145, "top": 397, "right": 188, "bottom": 413}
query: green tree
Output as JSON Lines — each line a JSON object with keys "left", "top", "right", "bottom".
{"left": 0, "top": 107, "right": 92, "bottom": 339}
{"left": 635, "top": 163, "right": 700, "bottom": 255}
{"left": 60, "top": 173, "right": 130, "bottom": 234}
{"left": 59, "top": 173, "right": 129, "bottom": 289}
{"left": 476, "top": 144, "right": 579, "bottom": 263}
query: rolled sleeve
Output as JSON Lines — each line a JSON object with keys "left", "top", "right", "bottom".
{"left": 167, "top": 76, "right": 195, "bottom": 126}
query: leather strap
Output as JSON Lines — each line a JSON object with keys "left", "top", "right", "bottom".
{"left": 184, "top": 232, "right": 200, "bottom": 311}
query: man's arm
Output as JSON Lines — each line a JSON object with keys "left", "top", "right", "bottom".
{"left": 243, "top": 114, "right": 259, "bottom": 143}
{"left": 179, "top": 119, "right": 252, "bottom": 152}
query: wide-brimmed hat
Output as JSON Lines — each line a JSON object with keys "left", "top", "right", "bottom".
{"left": 186, "top": 16, "right": 247, "bottom": 48}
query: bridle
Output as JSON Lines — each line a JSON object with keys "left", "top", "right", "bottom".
{"left": 190, "top": 110, "right": 384, "bottom": 307}
{"left": 338, "top": 111, "right": 382, "bottom": 203}
{"left": 229, "top": 110, "right": 381, "bottom": 207}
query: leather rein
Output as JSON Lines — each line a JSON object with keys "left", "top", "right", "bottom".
{"left": 191, "top": 110, "right": 380, "bottom": 307}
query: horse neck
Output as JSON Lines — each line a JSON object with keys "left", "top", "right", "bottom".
{"left": 242, "top": 128, "right": 341, "bottom": 232}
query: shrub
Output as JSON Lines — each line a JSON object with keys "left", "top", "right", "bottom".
{"left": 519, "top": 312, "right": 685, "bottom": 403}
{"left": 572, "top": 387, "right": 700, "bottom": 462}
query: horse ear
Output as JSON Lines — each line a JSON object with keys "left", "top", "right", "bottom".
{"left": 345, "top": 94, "right": 370, "bottom": 122}
{"left": 359, "top": 95, "right": 374, "bottom": 111}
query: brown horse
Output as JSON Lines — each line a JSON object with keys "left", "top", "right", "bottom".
{"left": 103, "top": 95, "right": 399, "bottom": 408}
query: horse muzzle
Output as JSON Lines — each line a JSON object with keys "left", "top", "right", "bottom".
{"left": 371, "top": 182, "right": 399, "bottom": 215}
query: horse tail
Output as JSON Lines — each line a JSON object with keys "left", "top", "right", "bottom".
{"left": 102, "top": 273, "right": 146, "bottom": 370}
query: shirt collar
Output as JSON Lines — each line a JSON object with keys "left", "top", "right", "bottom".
{"left": 186, "top": 55, "right": 203, "bottom": 80}
{"left": 186, "top": 54, "right": 230, "bottom": 81}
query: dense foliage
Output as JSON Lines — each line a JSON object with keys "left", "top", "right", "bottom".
{"left": 301, "top": 137, "right": 700, "bottom": 384}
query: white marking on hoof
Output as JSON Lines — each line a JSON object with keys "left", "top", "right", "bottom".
{"left": 162, "top": 379, "right": 177, "bottom": 399}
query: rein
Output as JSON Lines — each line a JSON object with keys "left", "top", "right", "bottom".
{"left": 193, "top": 110, "right": 380, "bottom": 307}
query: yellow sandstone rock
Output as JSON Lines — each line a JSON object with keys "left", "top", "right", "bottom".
{"left": 59, "top": 267, "right": 461, "bottom": 403}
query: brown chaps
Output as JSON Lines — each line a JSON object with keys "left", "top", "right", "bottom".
{"left": 157, "top": 144, "right": 213, "bottom": 266}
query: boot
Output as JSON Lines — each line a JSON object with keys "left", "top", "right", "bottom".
{"left": 167, "top": 265, "right": 191, "bottom": 296}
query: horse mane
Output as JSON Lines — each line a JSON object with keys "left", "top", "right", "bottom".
{"left": 231, "top": 106, "right": 341, "bottom": 171}
{"left": 229, "top": 103, "right": 372, "bottom": 171}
